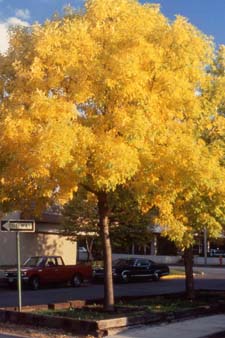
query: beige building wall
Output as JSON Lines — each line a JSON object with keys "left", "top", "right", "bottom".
{"left": 0, "top": 212, "right": 77, "bottom": 266}
{"left": 0, "top": 232, "right": 77, "bottom": 266}
{"left": 21, "top": 233, "right": 77, "bottom": 265}
{"left": 0, "top": 232, "right": 18, "bottom": 265}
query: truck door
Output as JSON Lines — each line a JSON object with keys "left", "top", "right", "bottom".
{"left": 42, "top": 257, "right": 59, "bottom": 283}
{"left": 55, "top": 256, "right": 68, "bottom": 283}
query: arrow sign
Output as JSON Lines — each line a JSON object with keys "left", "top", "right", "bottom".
{"left": 1, "top": 220, "right": 35, "bottom": 232}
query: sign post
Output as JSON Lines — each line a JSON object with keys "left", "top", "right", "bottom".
{"left": 204, "top": 227, "right": 207, "bottom": 266}
{"left": 16, "top": 231, "right": 22, "bottom": 311}
{"left": 1, "top": 220, "right": 35, "bottom": 311}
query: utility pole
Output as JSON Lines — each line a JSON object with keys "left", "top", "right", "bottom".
{"left": 204, "top": 227, "right": 207, "bottom": 265}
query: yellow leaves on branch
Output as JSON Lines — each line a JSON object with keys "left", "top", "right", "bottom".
{"left": 0, "top": 0, "right": 224, "bottom": 241}
{"left": 89, "top": 135, "right": 140, "bottom": 191}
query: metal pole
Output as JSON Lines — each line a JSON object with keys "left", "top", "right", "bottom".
{"left": 16, "top": 231, "right": 22, "bottom": 311}
{"left": 204, "top": 227, "right": 207, "bottom": 266}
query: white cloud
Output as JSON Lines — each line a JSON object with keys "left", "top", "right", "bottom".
{"left": 0, "top": 17, "right": 29, "bottom": 54}
{"left": 15, "top": 9, "right": 30, "bottom": 20}
{"left": 7, "top": 17, "right": 29, "bottom": 27}
{"left": 0, "top": 23, "right": 9, "bottom": 54}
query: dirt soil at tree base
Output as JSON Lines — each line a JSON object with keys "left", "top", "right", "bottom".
{"left": 0, "top": 322, "right": 94, "bottom": 338}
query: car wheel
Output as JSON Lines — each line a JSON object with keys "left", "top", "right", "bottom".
{"left": 30, "top": 276, "right": 40, "bottom": 290}
{"left": 72, "top": 274, "right": 82, "bottom": 287}
{"left": 152, "top": 272, "right": 160, "bottom": 281}
{"left": 121, "top": 270, "right": 130, "bottom": 283}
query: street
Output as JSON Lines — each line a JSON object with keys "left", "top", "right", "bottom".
{"left": 0, "top": 266, "right": 225, "bottom": 308}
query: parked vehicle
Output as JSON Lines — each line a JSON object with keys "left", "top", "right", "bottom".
{"left": 209, "top": 249, "right": 225, "bottom": 257}
{"left": 4, "top": 255, "right": 92, "bottom": 290}
{"left": 78, "top": 246, "right": 89, "bottom": 261}
{"left": 93, "top": 258, "right": 170, "bottom": 283}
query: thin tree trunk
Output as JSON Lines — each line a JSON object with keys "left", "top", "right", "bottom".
{"left": 183, "top": 246, "right": 195, "bottom": 299}
{"left": 98, "top": 192, "right": 114, "bottom": 311}
{"left": 85, "top": 238, "right": 94, "bottom": 261}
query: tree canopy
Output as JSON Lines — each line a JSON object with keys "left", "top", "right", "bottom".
{"left": 0, "top": 0, "right": 225, "bottom": 307}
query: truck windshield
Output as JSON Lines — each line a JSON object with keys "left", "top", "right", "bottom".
{"left": 23, "top": 257, "right": 44, "bottom": 267}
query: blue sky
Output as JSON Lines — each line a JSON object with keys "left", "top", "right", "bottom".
{"left": 0, "top": 0, "right": 224, "bottom": 53}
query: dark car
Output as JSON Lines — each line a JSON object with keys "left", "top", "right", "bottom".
{"left": 209, "top": 249, "right": 225, "bottom": 257}
{"left": 93, "top": 258, "right": 169, "bottom": 283}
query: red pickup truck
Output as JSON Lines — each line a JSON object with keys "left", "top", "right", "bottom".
{"left": 4, "top": 256, "right": 92, "bottom": 290}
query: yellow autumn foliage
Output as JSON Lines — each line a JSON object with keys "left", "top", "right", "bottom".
{"left": 0, "top": 0, "right": 224, "bottom": 248}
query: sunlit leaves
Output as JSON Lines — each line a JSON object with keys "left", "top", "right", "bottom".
{"left": 0, "top": 0, "right": 224, "bottom": 248}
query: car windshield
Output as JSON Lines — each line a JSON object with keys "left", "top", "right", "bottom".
{"left": 113, "top": 259, "right": 135, "bottom": 267}
{"left": 23, "top": 257, "right": 44, "bottom": 267}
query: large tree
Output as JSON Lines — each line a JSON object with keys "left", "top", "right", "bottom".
{"left": 63, "top": 187, "right": 154, "bottom": 259}
{"left": 0, "top": 0, "right": 223, "bottom": 308}
{"left": 141, "top": 46, "right": 225, "bottom": 299}
{"left": 62, "top": 188, "right": 99, "bottom": 261}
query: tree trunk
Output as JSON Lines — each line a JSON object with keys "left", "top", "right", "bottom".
{"left": 183, "top": 246, "right": 195, "bottom": 299}
{"left": 85, "top": 237, "right": 94, "bottom": 261}
{"left": 98, "top": 192, "right": 114, "bottom": 311}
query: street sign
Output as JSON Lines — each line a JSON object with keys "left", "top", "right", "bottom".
{"left": 1, "top": 220, "right": 35, "bottom": 232}
{"left": 1, "top": 219, "right": 35, "bottom": 311}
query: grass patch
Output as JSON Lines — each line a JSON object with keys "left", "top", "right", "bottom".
{"left": 169, "top": 269, "right": 185, "bottom": 276}
{"left": 37, "top": 308, "right": 111, "bottom": 320}
{"left": 118, "top": 297, "right": 206, "bottom": 313}
{"left": 36, "top": 306, "right": 144, "bottom": 320}
{"left": 36, "top": 296, "right": 208, "bottom": 320}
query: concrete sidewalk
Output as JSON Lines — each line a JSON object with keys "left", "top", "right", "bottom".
{"left": 108, "top": 314, "right": 225, "bottom": 338}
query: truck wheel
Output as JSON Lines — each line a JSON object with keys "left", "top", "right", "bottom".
{"left": 30, "top": 276, "right": 40, "bottom": 290}
{"left": 72, "top": 274, "right": 82, "bottom": 287}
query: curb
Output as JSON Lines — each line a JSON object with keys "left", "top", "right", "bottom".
{"left": 163, "top": 272, "right": 205, "bottom": 279}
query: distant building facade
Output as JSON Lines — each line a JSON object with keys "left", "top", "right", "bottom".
{"left": 0, "top": 211, "right": 76, "bottom": 266}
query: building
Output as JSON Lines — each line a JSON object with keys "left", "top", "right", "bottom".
{"left": 0, "top": 211, "right": 76, "bottom": 266}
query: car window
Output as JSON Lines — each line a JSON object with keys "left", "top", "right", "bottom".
{"left": 209, "top": 249, "right": 225, "bottom": 256}
{"left": 136, "top": 259, "right": 150, "bottom": 267}
{"left": 46, "top": 258, "right": 56, "bottom": 267}
{"left": 113, "top": 259, "right": 135, "bottom": 267}
{"left": 56, "top": 257, "right": 63, "bottom": 266}
{"left": 79, "top": 247, "right": 87, "bottom": 253}
{"left": 23, "top": 257, "right": 44, "bottom": 267}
